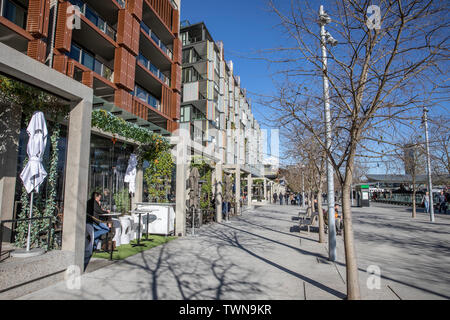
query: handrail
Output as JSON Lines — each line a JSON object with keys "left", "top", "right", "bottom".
{"left": 0, "top": 216, "right": 53, "bottom": 262}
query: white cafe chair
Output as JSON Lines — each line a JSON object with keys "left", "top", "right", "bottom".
{"left": 119, "top": 216, "right": 132, "bottom": 245}
{"left": 111, "top": 218, "right": 122, "bottom": 247}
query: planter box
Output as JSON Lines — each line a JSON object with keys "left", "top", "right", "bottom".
{"left": 134, "top": 203, "right": 175, "bottom": 236}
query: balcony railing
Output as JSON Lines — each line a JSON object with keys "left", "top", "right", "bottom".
{"left": 133, "top": 84, "right": 161, "bottom": 111}
{"left": 69, "top": 0, "right": 117, "bottom": 41}
{"left": 67, "top": 43, "right": 114, "bottom": 82}
{"left": 116, "top": 0, "right": 126, "bottom": 9}
{"left": 1, "top": 0, "right": 27, "bottom": 29}
{"left": 140, "top": 21, "right": 173, "bottom": 59}
{"left": 138, "top": 53, "right": 171, "bottom": 86}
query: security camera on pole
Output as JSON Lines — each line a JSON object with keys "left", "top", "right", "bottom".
{"left": 319, "top": 5, "right": 337, "bottom": 261}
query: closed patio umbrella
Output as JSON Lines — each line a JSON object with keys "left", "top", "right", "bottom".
{"left": 19, "top": 111, "right": 48, "bottom": 253}
{"left": 188, "top": 167, "right": 200, "bottom": 209}
{"left": 124, "top": 153, "right": 137, "bottom": 195}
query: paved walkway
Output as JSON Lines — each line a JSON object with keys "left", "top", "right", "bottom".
{"left": 19, "top": 203, "right": 450, "bottom": 300}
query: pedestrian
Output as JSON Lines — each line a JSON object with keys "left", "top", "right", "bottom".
{"left": 279, "top": 193, "right": 283, "bottom": 205}
{"left": 273, "top": 192, "right": 278, "bottom": 204}
{"left": 438, "top": 191, "right": 447, "bottom": 214}
{"left": 422, "top": 192, "right": 430, "bottom": 213}
{"left": 285, "top": 193, "right": 289, "bottom": 205}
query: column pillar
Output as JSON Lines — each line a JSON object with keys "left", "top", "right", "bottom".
{"left": 175, "top": 132, "right": 188, "bottom": 237}
{"left": 61, "top": 98, "right": 92, "bottom": 271}
{"left": 0, "top": 104, "right": 21, "bottom": 243}
{"left": 247, "top": 174, "right": 252, "bottom": 206}
{"left": 235, "top": 165, "right": 240, "bottom": 215}
{"left": 263, "top": 178, "right": 267, "bottom": 203}
{"left": 215, "top": 163, "right": 223, "bottom": 223}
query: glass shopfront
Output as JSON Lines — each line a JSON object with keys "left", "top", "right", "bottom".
{"left": 88, "top": 134, "right": 135, "bottom": 212}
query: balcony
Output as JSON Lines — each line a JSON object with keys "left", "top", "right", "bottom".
{"left": 133, "top": 84, "right": 161, "bottom": 112}
{"left": 67, "top": 43, "right": 114, "bottom": 82}
{"left": 69, "top": 0, "right": 117, "bottom": 41}
{"left": 142, "top": 0, "right": 174, "bottom": 46}
{"left": 141, "top": 21, "right": 172, "bottom": 59}
{"left": 138, "top": 53, "right": 170, "bottom": 86}
{"left": 1, "top": 0, "right": 26, "bottom": 29}
{"left": 0, "top": 0, "right": 30, "bottom": 52}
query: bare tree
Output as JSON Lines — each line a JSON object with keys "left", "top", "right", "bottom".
{"left": 428, "top": 116, "right": 450, "bottom": 175}
{"left": 265, "top": 0, "right": 449, "bottom": 299}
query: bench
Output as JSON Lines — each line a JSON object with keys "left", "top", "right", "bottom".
{"left": 299, "top": 213, "right": 319, "bottom": 233}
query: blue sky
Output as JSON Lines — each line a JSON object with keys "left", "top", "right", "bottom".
{"left": 180, "top": 0, "right": 282, "bottom": 120}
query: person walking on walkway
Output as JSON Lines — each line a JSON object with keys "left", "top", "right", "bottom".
{"left": 279, "top": 193, "right": 284, "bottom": 205}
{"left": 422, "top": 192, "right": 430, "bottom": 213}
{"left": 438, "top": 191, "right": 447, "bottom": 214}
{"left": 273, "top": 192, "right": 278, "bottom": 204}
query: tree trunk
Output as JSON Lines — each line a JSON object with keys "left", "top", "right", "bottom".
{"left": 342, "top": 163, "right": 361, "bottom": 300}
{"left": 317, "top": 184, "right": 325, "bottom": 243}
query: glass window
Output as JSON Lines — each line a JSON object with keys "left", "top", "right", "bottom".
{"left": 138, "top": 54, "right": 148, "bottom": 68}
{"left": 85, "top": 6, "right": 98, "bottom": 26}
{"left": 97, "top": 16, "right": 106, "bottom": 32}
{"left": 68, "top": 44, "right": 81, "bottom": 62}
{"left": 141, "top": 21, "right": 150, "bottom": 35}
{"left": 181, "top": 32, "right": 188, "bottom": 46}
{"left": 180, "top": 106, "right": 191, "bottom": 122}
{"left": 149, "top": 63, "right": 158, "bottom": 77}
{"left": 69, "top": 0, "right": 84, "bottom": 12}
{"left": 136, "top": 86, "right": 147, "bottom": 102}
{"left": 81, "top": 51, "right": 94, "bottom": 70}
{"left": 151, "top": 32, "right": 160, "bottom": 46}
{"left": 94, "top": 59, "right": 102, "bottom": 75}
{"left": 3, "top": 0, "right": 27, "bottom": 29}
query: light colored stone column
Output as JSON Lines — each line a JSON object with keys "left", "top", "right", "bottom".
{"left": 235, "top": 165, "right": 240, "bottom": 215}
{"left": 0, "top": 104, "right": 21, "bottom": 243}
{"left": 247, "top": 174, "right": 252, "bottom": 206}
{"left": 62, "top": 98, "right": 92, "bottom": 271}
{"left": 263, "top": 178, "right": 267, "bottom": 203}
{"left": 175, "top": 133, "right": 188, "bottom": 237}
{"left": 215, "top": 163, "right": 223, "bottom": 223}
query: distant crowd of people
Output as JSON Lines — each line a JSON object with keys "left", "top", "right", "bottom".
{"left": 272, "top": 192, "right": 304, "bottom": 205}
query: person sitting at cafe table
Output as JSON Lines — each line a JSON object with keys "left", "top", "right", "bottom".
{"left": 86, "top": 192, "right": 113, "bottom": 248}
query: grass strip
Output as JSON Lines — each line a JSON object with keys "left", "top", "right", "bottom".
{"left": 92, "top": 235, "right": 176, "bottom": 260}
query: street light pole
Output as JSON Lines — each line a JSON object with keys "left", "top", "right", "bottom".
{"left": 319, "top": 4, "right": 337, "bottom": 261}
{"left": 423, "top": 106, "right": 435, "bottom": 222}
{"left": 301, "top": 165, "right": 305, "bottom": 208}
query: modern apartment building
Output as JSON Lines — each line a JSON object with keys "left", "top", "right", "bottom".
{"left": 179, "top": 21, "right": 264, "bottom": 179}
{"left": 0, "top": 0, "right": 182, "bottom": 134}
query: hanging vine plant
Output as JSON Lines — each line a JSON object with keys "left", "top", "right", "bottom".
{"left": 91, "top": 109, "right": 170, "bottom": 165}
{"left": 144, "top": 151, "right": 174, "bottom": 203}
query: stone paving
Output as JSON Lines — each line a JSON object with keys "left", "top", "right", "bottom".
{"left": 18, "top": 203, "right": 450, "bottom": 300}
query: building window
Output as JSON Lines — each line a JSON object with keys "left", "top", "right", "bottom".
{"left": 134, "top": 84, "right": 161, "bottom": 111}
{"left": 182, "top": 67, "right": 202, "bottom": 83}
{"left": 180, "top": 106, "right": 191, "bottom": 122}
{"left": 2, "top": 0, "right": 27, "bottom": 29}
{"left": 182, "top": 48, "right": 201, "bottom": 64}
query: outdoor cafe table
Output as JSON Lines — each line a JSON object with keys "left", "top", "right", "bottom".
{"left": 130, "top": 209, "right": 156, "bottom": 247}
{"left": 98, "top": 212, "right": 121, "bottom": 260}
